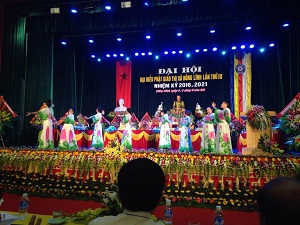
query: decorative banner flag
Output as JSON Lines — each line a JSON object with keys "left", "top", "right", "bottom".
{"left": 233, "top": 53, "right": 252, "bottom": 117}
{"left": 116, "top": 60, "right": 132, "bottom": 108}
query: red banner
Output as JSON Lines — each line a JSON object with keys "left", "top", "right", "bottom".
{"left": 116, "top": 60, "right": 132, "bottom": 108}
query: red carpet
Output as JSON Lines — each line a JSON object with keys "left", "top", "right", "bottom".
{"left": 1, "top": 193, "right": 259, "bottom": 225}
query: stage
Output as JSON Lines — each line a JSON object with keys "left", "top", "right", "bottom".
{"left": 1, "top": 147, "right": 300, "bottom": 210}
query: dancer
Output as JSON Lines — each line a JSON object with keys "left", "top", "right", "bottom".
{"left": 120, "top": 111, "right": 132, "bottom": 150}
{"left": 178, "top": 110, "right": 193, "bottom": 153}
{"left": 200, "top": 115, "right": 216, "bottom": 154}
{"left": 212, "top": 101, "right": 232, "bottom": 154}
{"left": 85, "top": 106, "right": 104, "bottom": 149}
{"left": 26, "top": 99, "right": 55, "bottom": 149}
{"left": 158, "top": 110, "right": 171, "bottom": 149}
{"left": 58, "top": 108, "right": 78, "bottom": 150}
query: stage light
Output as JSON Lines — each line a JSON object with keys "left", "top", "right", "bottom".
{"left": 245, "top": 26, "right": 251, "bottom": 30}
{"left": 155, "top": 55, "right": 159, "bottom": 60}
{"left": 88, "top": 39, "right": 94, "bottom": 43}
{"left": 91, "top": 54, "right": 95, "bottom": 58}
{"left": 120, "top": 53, "right": 124, "bottom": 57}
{"left": 126, "top": 57, "right": 130, "bottom": 61}
{"left": 113, "top": 54, "right": 117, "bottom": 57}
{"left": 259, "top": 47, "right": 265, "bottom": 53}
{"left": 212, "top": 47, "right": 217, "bottom": 51}
{"left": 195, "top": 49, "right": 200, "bottom": 53}
{"left": 221, "top": 50, "right": 226, "bottom": 55}
{"left": 117, "top": 37, "right": 122, "bottom": 42}
{"left": 135, "top": 52, "right": 139, "bottom": 56}
{"left": 231, "top": 46, "right": 236, "bottom": 50}
{"left": 148, "top": 52, "right": 153, "bottom": 55}
{"left": 269, "top": 43, "right": 275, "bottom": 47}
{"left": 249, "top": 44, "right": 255, "bottom": 49}
{"left": 210, "top": 26, "right": 216, "bottom": 33}
{"left": 164, "top": 51, "right": 168, "bottom": 55}
{"left": 203, "top": 48, "right": 208, "bottom": 52}
{"left": 106, "top": 54, "right": 111, "bottom": 57}
{"left": 172, "top": 51, "right": 176, "bottom": 54}
{"left": 240, "top": 45, "right": 245, "bottom": 49}
{"left": 186, "top": 53, "right": 191, "bottom": 58}
{"left": 179, "top": 50, "right": 183, "bottom": 54}
{"left": 145, "top": 35, "right": 151, "bottom": 39}
{"left": 61, "top": 41, "right": 67, "bottom": 45}
{"left": 144, "top": 2, "right": 150, "bottom": 6}
{"left": 182, "top": 0, "right": 188, "bottom": 2}
{"left": 121, "top": 1, "right": 131, "bottom": 8}
{"left": 97, "top": 58, "right": 101, "bottom": 62}
{"left": 71, "top": 9, "right": 78, "bottom": 14}
{"left": 283, "top": 23, "right": 289, "bottom": 27}
{"left": 141, "top": 52, "right": 145, "bottom": 56}
{"left": 176, "top": 32, "right": 182, "bottom": 37}
{"left": 104, "top": 5, "right": 112, "bottom": 10}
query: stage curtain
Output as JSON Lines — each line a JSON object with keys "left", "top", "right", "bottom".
{"left": 20, "top": 33, "right": 54, "bottom": 146}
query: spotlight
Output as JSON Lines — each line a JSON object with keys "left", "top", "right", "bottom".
{"left": 120, "top": 53, "right": 124, "bottom": 57}
{"left": 178, "top": 50, "right": 183, "bottom": 54}
{"left": 106, "top": 54, "right": 111, "bottom": 57}
{"left": 240, "top": 45, "right": 246, "bottom": 49}
{"left": 91, "top": 54, "right": 96, "bottom": 58}
{"left": 155, "top": 55, "right": 159, "bottom": 60}
{"left": 135, "top": 52, "right": 139, "bottom": 56}
{"left": 148, "top": 52, "right": 153, "bottom": 55}
{"left": 186, "top": 53, "right": 191, "bottom": 58}
{"left": 176, "top": 32, "right": 182, "bottom": 37}
{"left": 89, "top": 39, "right": 94, "bottom": 43}
{"left": 113, "top": 54, "right": 117, "bottom": 57}
{"left": 212, "top": 47, "right": 217, "bottom": 51}
{"left": 141, "top": 52, "right": 146, "bottom": 56}
{"left": 210, "top": 26, "right": 216, "bottom": 33}
{"left": 61, "top": 41, "right": 67, "bottom": 45}
{"left": 245, "top": 26, "right": 251, "bottom": 30}
{"left": 259, "top": 48, "right": 265, "bottom": 53}
{"left": 117, "top": 37, "right": 122, "bottom": 42}
{"left": 249, "top": 44, "right": 255, "bottom": 49}
{"left": 126, "top": 57, "right": 130, "bottom": 61}
{"left": 164, "top": 51, "right": 168, "bottom": 55}
{"left": 269, "top": 43, "right": 275, "bottom": 47}
{"left": 97, "top": 58, "right": 101, "bottom": 62}
{"left": 182, "top": 0, "right": 188, "bottom": 2}
{"left": 104, "top": 5, "right": 112, "bottom": 10}
{"left": 221, "top": 50, "right": 226, "bottom": 55}
{"left": 195, "top": 49, "right": 200, "bottom": 53}
{"left": 283, "top": 23, "right": 289, "bottom": 27}
{"left": 144, "top": 2, "right": 150, "bottom": 6}
{"left": 172, "top": 51, "right": 176, "bottom": 54}
{"left": 231, "top": 46, "right": 237, "bottom": 50}
{"left": 203, "top": 48, "right": 208, "bottom": 52}
{"left": 71, "top": 9, "right": 78, "bottom": 14}
{"left": 145, "top": 34, "right": 151, "bottom": 39}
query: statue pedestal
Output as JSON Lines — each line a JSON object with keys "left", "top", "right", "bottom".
{"left": 240, "top": 111, "right": 276, "bottom": 155}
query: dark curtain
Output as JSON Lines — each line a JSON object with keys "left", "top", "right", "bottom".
{"left": 22, "top": 33, "right": 53, "bottom": 146}
{"left": 0, "top": 7, "right": 26, "bottom": 145}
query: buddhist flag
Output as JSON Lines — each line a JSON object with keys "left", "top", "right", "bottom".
{"left": 233, "top": 53, "right": 252, "bottom": 117}
{"left": 116, "top": 60, "right": 132, "bottom": 108}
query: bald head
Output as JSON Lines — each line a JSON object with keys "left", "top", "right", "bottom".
{"left": 257, "top": 176, "right": 300, "bottom": 225}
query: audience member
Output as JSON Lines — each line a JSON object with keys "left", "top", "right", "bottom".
{"left": 257, "top": 176, "right": 300, "bottom": 225}
{"left": 89, "top": 158, "right": 165, "bottom": 225}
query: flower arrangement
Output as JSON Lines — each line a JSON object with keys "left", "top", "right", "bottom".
{"left": 246, "top": 105, "right": 270, "bottom": 131}
{"left": 1, "top": 148, "right": 300, "bottom": 210}
{"left": 257, "top": 134, "right": 284, "bottom": 155}
{"left": 230, "top": 115, "right": 246, "bottom": 136}
{"left": 280, "top": 98, "right": 300, "bottom": 137}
